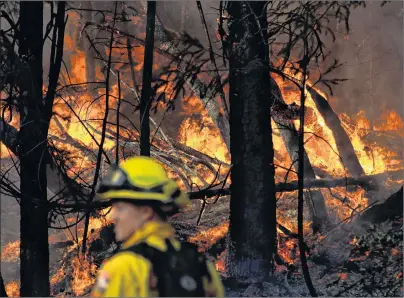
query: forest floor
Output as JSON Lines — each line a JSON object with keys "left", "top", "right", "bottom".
{"left": 171, "top": 186, "right": 403, "bottom": 297}
{"left": 1, "top": 184, "right": 402, "bottom": 297}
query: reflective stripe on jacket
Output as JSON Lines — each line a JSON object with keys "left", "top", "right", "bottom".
{"left": 91, "top": 220, "right": 225, "bottom": 297}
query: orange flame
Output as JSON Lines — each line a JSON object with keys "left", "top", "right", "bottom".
{"left": 188, "top": 221, "right": 229, "bottom": 253}
{"left": 5, "top": 281, "right": 19, "bottom": 297}
{"left": 1, "top": 240, "right": 20, "bottom": 262}
{"left": 71, "top": 256, "right": 98, "bottom": 296}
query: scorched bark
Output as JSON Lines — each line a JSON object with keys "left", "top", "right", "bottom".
{"left": 18, "top": 2, "right": 50, "bottom": 296}
{"left": 227, "top": 1, "right": 277, "bottom": 279}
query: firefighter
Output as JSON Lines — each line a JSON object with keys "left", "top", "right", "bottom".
{"left": 91, "top": 156, "right": 225, "bottom": 297}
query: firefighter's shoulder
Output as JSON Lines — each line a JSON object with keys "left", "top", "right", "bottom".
{"left": 101, "top": 249, "right": 152, "bottom": 274}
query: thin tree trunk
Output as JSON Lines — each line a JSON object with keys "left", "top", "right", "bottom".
{"left": 140, "top": 1, "right": 156, "bottom": 156}
{"left": 81, "top": 2, "right": 118, "bottom": 254}
{"left": 271, "top": 79, "right": 329, "bottom": 233}
{"left": 307, "top": 86, "right": 365, "bottom": 177}
{"left": 18, "top": 2, "right": 50, "bottom": 296}
{"left": 297, "top": 21, "right": 317, "bottom": 297}
{"left": 226, "top": 1, "right": 277, "bottom": 279}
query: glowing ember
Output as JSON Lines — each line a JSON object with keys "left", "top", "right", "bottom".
{"left": 392, "top": 248, "right": 400, "bottom": 256}
{"left": 350, "top": 236, "right": 359, "bottom": 247}
{"left": 215, "top": 250, "right": 227, "bottom": 273}
{"left": 277, "top": 238, "right": 298, "bottom": 265}
{"left": 1, "top": 240, "right": 20, "bottom": 262}
{"left": 338, "top": 272, "right": 348, "bottom": 280}
{"left": 395, "top": 272, "right": 403, "bottom": 279}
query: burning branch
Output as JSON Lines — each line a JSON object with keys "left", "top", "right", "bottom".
{"left": 82, "top": 2, "right": 118, "bottom": 255}
{"left": 196, "top": 1, "right": 229, "bottom": 119}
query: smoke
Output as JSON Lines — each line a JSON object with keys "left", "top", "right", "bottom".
{"left": 155, "top": 1, "right": 403, "bottom": 121}
{"left": 326, "top": 1, "right": 404, "bottom": 121}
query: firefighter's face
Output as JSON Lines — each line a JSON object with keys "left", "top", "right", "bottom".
{"left": 111, "top": 201, "right": 153, "bottom": 242}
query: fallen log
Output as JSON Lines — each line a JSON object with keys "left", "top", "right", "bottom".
{"left": 307, "top": 86, "right": 365, "bottom": 177}
{"left": 48, "top": 170, "right": 403, "bottom": 211}
{"left": 188, "top": 169, "right": 403, "bottom": 199}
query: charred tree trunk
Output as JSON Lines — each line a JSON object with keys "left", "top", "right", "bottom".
{"left": 0, "top": 273, "right": 7, "bottom": 297}
{"left": 18, "top": 2, "right": 50, "bottom": 296}
{"left": 226, "top": 2, "right": 277, "bottom": 279}
{"left": 271, "top": 80, "right": 329, "bottom": 233}
{"left": 307, "top": 86, "right": 365, "bottom": 177}
{"left": 140, "top": 1, "right": 156, "bottom": 156}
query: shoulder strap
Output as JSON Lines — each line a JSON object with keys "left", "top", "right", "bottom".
{"left": 122, "top": 240, "right": 209, "bottom": 297}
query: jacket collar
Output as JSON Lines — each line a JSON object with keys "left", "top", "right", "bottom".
{"left": 122, "top": 220, "right": 176, "bottom": 249}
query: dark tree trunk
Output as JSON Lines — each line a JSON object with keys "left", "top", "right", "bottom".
{"left": 18, "top": 2, "right": 50, "bottom": 296}
{"left": 307, "top": 86, "right": 365, "bottom": 177}
{"left": 226, "top": 1, "right": 277, "bottom": 279}
{"left": 271, "top": 80, "right": 329, "bottom": 233}
{"left": 140, "top": 1, "right": 156, "bottom": 156}
{"left": 0, "top": 273, "right": 7, "bottom": 297}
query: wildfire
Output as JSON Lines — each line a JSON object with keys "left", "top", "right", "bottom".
{"left": 277, "top": 238, "right": 298, "bottom": 265}
{"left": 71, "top": 256, "right": 98, "bottom": 296}
{"left": 1, "top": 240, "right": 20, "bottom": 262}
{"left": 188, "top": 221, "right": 229, "bottom": 252}
{"left": 375, "top": 111, "right": 404, "bottom": 134}
{"left": 1, "top": 6, "right": 403, "bottom": 296}
{"left": 50, "top": 268, "right": 66, "bottom": 287}
{"left": 178, "top": 96, "right": 230, "bottom": 165}
{"left": 5, "top": 281, "right": 19, "bottom": 297}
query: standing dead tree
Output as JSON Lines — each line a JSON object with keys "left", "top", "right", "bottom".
{"left": 140, "top": 1, "right": 156, "bottom": 156}
{"left": 11, "top": 1, "right": 66, "bottom": 296}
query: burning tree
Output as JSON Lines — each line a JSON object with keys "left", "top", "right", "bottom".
{"left": 0, "top": 1, "right": 403, "bottom": 297}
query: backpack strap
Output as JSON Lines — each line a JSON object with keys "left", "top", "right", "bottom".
{"left": 122, "top": 240, "right": 210, "bottom": 297}
{"left": 123, "top": 242, "right": 166, "bottom": 294}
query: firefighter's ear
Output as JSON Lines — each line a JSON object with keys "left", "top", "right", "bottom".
{"left": 139, "top": 205, "right": 154, "bottom": 220}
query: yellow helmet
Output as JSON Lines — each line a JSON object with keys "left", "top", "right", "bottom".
{"left": 97, "top": 156, "right": 189, "bottom": 214}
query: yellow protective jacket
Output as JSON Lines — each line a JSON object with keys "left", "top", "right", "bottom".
{"left": 91, "top": 221, "right": 225, "bottom": 297}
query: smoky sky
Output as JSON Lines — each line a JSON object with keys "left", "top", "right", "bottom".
{"left": 2, "top": 1, "right": 401, "bottom": 120}
{"left": 158, "top": 1, "right": 403, "bottom": 121}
